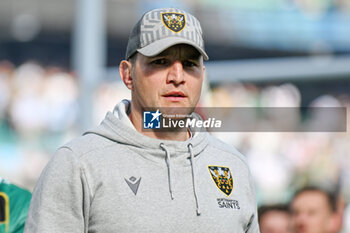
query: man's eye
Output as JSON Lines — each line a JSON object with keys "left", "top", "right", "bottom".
{"left": 151, "top": 59, "right": 167, "bottom": 65}
{"left": 183, "top": 61, "right": 197, "bottom": 67}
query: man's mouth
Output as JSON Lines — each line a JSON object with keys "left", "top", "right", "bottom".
{"left": 163, "top": 91, "right": 187, "bottom": 101}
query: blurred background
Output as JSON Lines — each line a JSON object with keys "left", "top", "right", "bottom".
{"left": 0, "top": 0, "right": 349, "bottom": 231}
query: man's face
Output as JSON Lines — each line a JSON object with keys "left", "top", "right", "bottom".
{"left": 130, "top": 44, "right": 205, "bottom": 113}
{"left": 290, "top": 191, "right": 335, "bottom": 233}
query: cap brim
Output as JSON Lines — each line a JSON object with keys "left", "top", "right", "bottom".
{"left": 137, "top": 37, "right": 209, "bottom": 61}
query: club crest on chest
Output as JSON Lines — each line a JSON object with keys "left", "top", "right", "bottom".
{"left": 208, "top": 166, "right": 234, "bottom": 197}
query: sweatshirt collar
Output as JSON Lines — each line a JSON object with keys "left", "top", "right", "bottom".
{"left": 85, "top": 100, "right": 209, "bottom": 158}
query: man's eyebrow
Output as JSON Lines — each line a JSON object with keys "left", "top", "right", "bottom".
{"left": 154, "top": 50, "right": 172, "bottom": 57}
{"left": 187, "top": 53, "right": 201, "bottom": 60}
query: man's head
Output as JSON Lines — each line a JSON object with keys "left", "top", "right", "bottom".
{"left": 119, "top": 8, "right": 208, "bottom": 115}
{"left": 290, "top": 186, "right": 338, "bottom": 233}
{"left": 258, "top": 204, "right": 291, "bottom": 233}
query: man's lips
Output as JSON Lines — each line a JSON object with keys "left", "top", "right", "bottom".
{"left": 296, "top": 224, "right": 307, "bottom": 233}
{"left": 162, "top": 91, "right": 187, "bottom": 101}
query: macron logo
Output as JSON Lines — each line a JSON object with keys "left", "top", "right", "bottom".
{"left": 143, "top": 110, "right": 162, "bottom": 129}
{"left": 125, "top": 176, "right": 141, "bottom": 195}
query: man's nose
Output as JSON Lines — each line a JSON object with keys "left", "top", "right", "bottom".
{"left": 294, "top": 213, "right": 308, "bottom": 225}
{"left": 167, "top": 60, "right": 185, "bottom": 85}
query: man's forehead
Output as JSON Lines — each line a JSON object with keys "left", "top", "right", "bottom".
{"left": 155, "top": 44, "right": 201, "bottom": 59}
{"left": 293, "top": 191, "right": 330, "bottom": 208}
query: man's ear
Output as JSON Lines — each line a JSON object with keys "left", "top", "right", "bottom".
{"left": 119, "top": 60, "right": 134, "bottom": 91}
{"left": 202, "top": 65, "right": 206, "bottom": 77}
{"left": 328, "top": 212, "right": 343, "bottom": 233}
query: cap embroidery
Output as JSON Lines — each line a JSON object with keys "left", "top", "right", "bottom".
{"left": 161, "top": 12, "right": 186, "bottom": 33}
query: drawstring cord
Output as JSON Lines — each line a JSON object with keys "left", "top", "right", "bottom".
{"left": 160, "top": 143, "right": 174, "bottom": 200}
{"left": 188, "top": 143, "right": 201, "bottom": 216}
{"left": 160, "top": 143, "right": 201, "bottom": 216}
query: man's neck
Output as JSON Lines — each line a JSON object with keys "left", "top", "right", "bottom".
{"left": 128, "top": 103, "right": 190, "bottom": 141}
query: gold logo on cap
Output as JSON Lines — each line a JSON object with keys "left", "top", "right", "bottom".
{"left": 161, "top": 13, "right": 186, "bottom": 33}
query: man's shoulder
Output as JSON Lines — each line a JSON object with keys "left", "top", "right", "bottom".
{"left": 58, "top": 130, "right": 116, "bottom": 159}
{"left": 206, "top": 134, "right": 249, "bottom": 167}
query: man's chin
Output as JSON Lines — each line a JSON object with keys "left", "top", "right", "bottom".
{"left": 158, "top": 104, "right": 195, "bottom": 118}
{"left": 159, "top": 100, "right": 188, "bottom": 108}
{"left": 161, "top": 107, "right": 194, "bottom": 118}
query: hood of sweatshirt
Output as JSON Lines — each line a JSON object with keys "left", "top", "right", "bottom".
{"left": 84, "top": 100, "right": 209, "bottom": 163}
{"left": 83, "top": 100, "right": 209, "bottom": 215}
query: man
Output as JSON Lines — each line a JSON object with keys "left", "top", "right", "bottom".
{"left": 0, "top": 177, "right": 32, "bottom": 233}
{"left": 290, "top": 186, "right": 341, "bottom": 233}
{"left": 258, "top": 204, "right": 291, "bottom": 233}
{"left": 24, "top": 8, "right": 259, "bottom": 232}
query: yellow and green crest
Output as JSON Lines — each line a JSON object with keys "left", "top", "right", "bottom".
{"left": 208, "top": 166, "right": 234, "bottom": 196}
{"left": 161, "top": 12, "right": 186, "bottom": 33}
